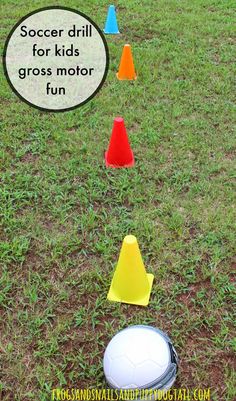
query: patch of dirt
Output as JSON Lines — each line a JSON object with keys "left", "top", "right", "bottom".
{"left": 225, "top": 150, "right": 236, "bottom": 160}
{"left": 178, "top": 291, "right": 193, "bottom": 308}
{"left": 131, "top": 31, "right": 156, "bottom": 41}
{"left": 0, "top": 388, "right": 15, "bottom": 401}
{"left": 189, "top": 227, "right": 197, "bottom": 238}
{"left": 116, "top": 6, "right": 126, "bottom": 11}
{"left": 189, "top": 278, "right": 212, "bottom": 294}
{"left": 201, "top": 252, "right": 211, "bottom": 264}
{"left": 40, "top": 217, "right": 55, "bottom": 231}
{"left": 177, "top": 335, "right": 234, "bottom": 396}
{"left": 230, "top": 256, "right": 236, "bottom": 272}
{"left": 129, "top": 122, "right": 140, "bottom": 132}
{"left": 176, "top": 360, "right": 224, "bottom": 390}
{"left": 176, "top": 334, "right": 221, "bottom": 393}
{"left": 66, "top": 126, "right": 79, "bottom": 133}
{"left": 120, "top": 303, "right": 144, "bottom": 318}
{"left": 188, "top": 224, "right": 199, "bottom": 239}
{"left": 20, "top": 152, "right": 40, "bottom": 164}
{"left": 21, "top": 243, "right": 42, "bottom": 272}
{"left": 177, "top": 278, "right": 212, "bottom": 308}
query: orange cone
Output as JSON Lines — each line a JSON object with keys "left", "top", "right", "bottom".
{"left": 117, "top": 44, "right": 137, "bottom": 80}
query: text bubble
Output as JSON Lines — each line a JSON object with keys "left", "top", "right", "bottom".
{"left": 3, "top": 6, "right": 109, "bottom": 112}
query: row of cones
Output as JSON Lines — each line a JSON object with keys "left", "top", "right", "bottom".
{"left": 104, "top": 8, "right": 153, "bottom": 305}
{"left": 104, "top": 5, "right": 137, "bottom": 81}
{"left": 104, "top": 6, "right": 136, "bottom": 166}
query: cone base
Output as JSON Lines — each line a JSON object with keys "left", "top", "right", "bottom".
{"left": 105, "top": 151, "right": 135, "bottom": 168}
{"left": 104, "top": 30, "right": 120, "bottom": 34}
{"left": 116, "top": 72, "right": 137, "bottom": 81}
{"left": 107, "top": 273, "right": 154, "bottom": 306}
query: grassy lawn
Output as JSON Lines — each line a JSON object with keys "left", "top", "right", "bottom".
{"left": 0, "top": 0, "right": 235, "bottom": 400}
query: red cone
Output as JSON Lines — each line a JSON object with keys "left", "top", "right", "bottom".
{"left": 105, "top": 117, "right": 135, "bottom": 168}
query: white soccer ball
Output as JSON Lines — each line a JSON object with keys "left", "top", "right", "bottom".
{"left": 103, "top": 325, "right": 178, "bottom": 391}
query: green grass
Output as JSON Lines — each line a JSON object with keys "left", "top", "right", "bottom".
{"left": 0, "top": 0, "right": 235, "bottom": 400}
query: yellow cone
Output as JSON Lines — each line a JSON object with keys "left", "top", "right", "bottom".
{"left": 107, "top": 235, "right": 154, "bottom": 306}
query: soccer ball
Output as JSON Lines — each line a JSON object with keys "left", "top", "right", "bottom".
{"left": 103, "top": 325, "right": 178, "bottom": 391}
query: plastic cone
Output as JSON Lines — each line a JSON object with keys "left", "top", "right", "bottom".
{"left": 107, "top": 235, "right": 154, "bottom": 306}
{"left": 105, "top": 117, "right": 135, "bottom": 168}
{"left": 104, "top": 5, "right": 120, "bottom": 34}
{"left": 117, "top": 44, "right": 137, "bottom": 80}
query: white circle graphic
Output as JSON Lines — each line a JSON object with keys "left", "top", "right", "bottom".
{"left": 3, "top": 7, "right": 109, "bottom": 111}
